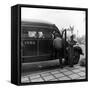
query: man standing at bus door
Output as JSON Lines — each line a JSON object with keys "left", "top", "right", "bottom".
{"left": 68, "top": 35, "right": 77, "bottom": 67}
{"left": 53, "top": 33, "right": 63, "bottom": 68}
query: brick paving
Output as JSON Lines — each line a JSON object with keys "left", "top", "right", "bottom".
{"left": 21, "top": 64, "right": 86, "bottom": 83}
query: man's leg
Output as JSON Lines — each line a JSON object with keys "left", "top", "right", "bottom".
{"left": 69, "top": 48, "right": 74, "bottom": 67}
{"left": 55, "top": 48, "right": 57, "bottom": 58}
{"left": 69, "top": 57, "right": 73, "bottom": 67}
{"left": 59, "top": 49, "right": 63, "bottom": 68}
{"left": 67, "top": 47, "right": 73, "bottom": 67}
{"left": 59, "top": 57, "right": 63, "bottom": 68}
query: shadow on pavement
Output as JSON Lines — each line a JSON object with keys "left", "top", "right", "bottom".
{"left": 21, "top": 59, "right": 61, "bottom": 76}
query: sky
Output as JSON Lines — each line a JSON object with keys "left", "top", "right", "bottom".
{"left": 21, "top": 7, "right": 86, "bottom": 37}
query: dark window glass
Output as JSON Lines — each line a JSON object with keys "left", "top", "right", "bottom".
{"left": 38, "top": 31, "right": 52, "bottom": 39}
{"left": 28, "top": 31, "right": 37, "bottom": 38}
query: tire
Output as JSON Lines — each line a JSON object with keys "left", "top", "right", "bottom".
{"left": 73, "top": 51, "right": 80, "bottom": 65}
{"left": 80, "top": 58, "right": 86, "bottom": 66}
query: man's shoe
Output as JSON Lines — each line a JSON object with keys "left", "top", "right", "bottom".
{"left": 60, "top": 66, "right": 63, "bottom": 68}
{"left": 69, "top": 65, "right": 74, "bottom": 67}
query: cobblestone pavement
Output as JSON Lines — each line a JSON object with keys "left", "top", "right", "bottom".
{"left": 21, "top": 64, "right": 86, "bottom": 83}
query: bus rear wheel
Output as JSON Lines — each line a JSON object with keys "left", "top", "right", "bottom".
{"left": 73, "top": 52, "right": 80, "bottom": 65}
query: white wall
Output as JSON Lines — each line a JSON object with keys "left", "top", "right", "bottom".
{"left": 21, "top": 7, "right": 85, "bottom": 37}
{"left": 0, "top": 0, "right": 89, "bottom": 89}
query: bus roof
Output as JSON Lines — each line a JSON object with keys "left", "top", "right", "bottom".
{"left": 21, "top": 20, "right": 55, "bottom": 27}
{"left": 21, "top": 20, "right": 62, "bottom": 37}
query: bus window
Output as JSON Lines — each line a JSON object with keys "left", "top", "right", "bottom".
{"left": 38, "top": 31, "right": 52, "bottom": 39}
{"left": 38, "top": 32, "right": 44, "bottom": 38}
{"left": 28, "top": 31, "right": 37, "bottom": 38}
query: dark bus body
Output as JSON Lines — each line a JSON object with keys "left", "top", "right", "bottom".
{"left": 21, "top": 21, "right": 62, "bottom": 63}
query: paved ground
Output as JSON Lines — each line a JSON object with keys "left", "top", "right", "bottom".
{"left": 21, "top": 44, "right": 86, "bottom": 83}
{"left": 21, "top": 64, "right": 86, "bottom": 83}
